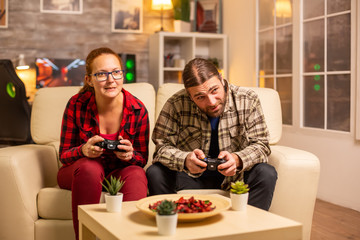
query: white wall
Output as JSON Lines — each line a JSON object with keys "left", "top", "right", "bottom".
{"left": 223, "top": 0, "right": 360, "bottom": 212}
{"left": 222, "top": 0, "right": 256, "bottom": 87}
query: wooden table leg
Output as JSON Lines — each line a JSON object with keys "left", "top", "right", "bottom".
{"left": 79, "top": 221, "right": 96, "bottom": 240}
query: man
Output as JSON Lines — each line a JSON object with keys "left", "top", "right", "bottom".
{"left": 146, "top": 58, "right": 277, "bottom": 210}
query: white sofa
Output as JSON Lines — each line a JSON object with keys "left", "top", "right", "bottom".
{"left": 0, "top": 82, "right": 320, "bottom": 240}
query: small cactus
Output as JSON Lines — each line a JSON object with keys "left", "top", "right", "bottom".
{"left": 230, "top": 180, "right": 250, "bottom": 195}
{"left": 156, "top": 200, "right": 177, "bottom": 215}
{"left": 101, "top": 175, "right": 125, "bottom": 196}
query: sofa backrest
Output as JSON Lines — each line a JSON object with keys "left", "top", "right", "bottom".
{"left": 156, "top": 83, "right": 282, "bottom": 145}
{"left": 31, "top": 83, "right": 156, "bottom": 165}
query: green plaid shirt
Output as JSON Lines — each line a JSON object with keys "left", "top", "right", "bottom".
{"left": 152, "top": 82, "right": 271, "bottom": 190}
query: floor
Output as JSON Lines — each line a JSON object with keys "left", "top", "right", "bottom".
{"left": 311, "top": 199, "right": 360, "bottom": 240}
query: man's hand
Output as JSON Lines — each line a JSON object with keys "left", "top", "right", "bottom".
{"left": 184, "top": 149, "right": 207, "bottom": 174}
{"left": 217, "top": 151, "right": 242, "bottom": 176}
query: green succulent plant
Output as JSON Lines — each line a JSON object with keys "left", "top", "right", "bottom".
{"left": 101, "top": 175, "right": 125, "bottom": 196}
{"left": 172, "top": 0, "right": 190, "bottom": 22}
{"left": 230, "top": 180, "right": 250, "bottom": 195}
{"left": 156, "top": 199, "right": 177, "bottom": 215}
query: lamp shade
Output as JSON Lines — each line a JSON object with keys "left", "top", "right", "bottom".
{"left": 275, "top": 0, "right": 292, "bottom": 18}
{"left": 16, "top": 54, "right": 30, "bottom": 70}
{"left": 152, "top": 0, "right": 173, "bottom": 11}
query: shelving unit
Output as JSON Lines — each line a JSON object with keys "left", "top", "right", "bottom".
{"left": 149, "top": 32, "right": 228, "bottom": 90}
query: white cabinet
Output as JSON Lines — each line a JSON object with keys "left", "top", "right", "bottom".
{"left": 149, "top": 32, "right": 228, "bottom": 90}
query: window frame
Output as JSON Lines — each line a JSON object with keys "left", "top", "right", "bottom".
{"left": 256, "top": 0, "right": 357, "bottom": 138}
{"left": 356, "top": 0, "right": 360, "bottom": 140}
{"left": 300, "top": 1, "right": 352, "bottom": 133}
{"left": 256, "top": 0, "right": 294, "bottom": 126}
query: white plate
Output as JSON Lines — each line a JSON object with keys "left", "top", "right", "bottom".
{"left": 136, "top": 194, "right": 231, "bottom": 222}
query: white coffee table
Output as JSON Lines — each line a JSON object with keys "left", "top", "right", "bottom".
{"left": 78, "top": 195, "right": 302, "bottom": 240}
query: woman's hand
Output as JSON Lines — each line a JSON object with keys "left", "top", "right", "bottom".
{"left": 114, "top": 136, "right": 134, "bottom": 161}
{"left": 82, "top": 135, "right": 104, "bottom": 158}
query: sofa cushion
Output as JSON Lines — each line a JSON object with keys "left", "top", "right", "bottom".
{"left": 155, "top": 83, "right": 185, "bottom": 119}
{"left": 31, "top": 87, "right": 80, "bottom": 145}
{"left": 37, "top": 187, "right": 106, "bottom": 220}
{"left": 37, "top": 187, "right": 72, "bottom": 220}
{"left": 246, "top": 87, "right": 282, "bottom": 144}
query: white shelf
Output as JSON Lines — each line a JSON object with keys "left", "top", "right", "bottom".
{"left": 164, "top": 67, "right": 184, "bottom": 71}
{"left": 149, "top": 32, "right": 228, "bottom": 90}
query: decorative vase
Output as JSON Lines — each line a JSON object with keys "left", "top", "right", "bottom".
{"left": 105, "top": 193, "right": 123, "bottom": 213}
{"left": 230, "top": 192, "right": 249, "bottom": 211}
{"left": 156, "top": 213, "right": 178, "bottom": 235}
{"left": 174, "top": 20, "right": 191, "bottom": 32}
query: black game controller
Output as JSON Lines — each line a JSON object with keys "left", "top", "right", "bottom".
{"left": 201, "top": 157, "right": 226, "bottom": 171}
{"left": 95, "top": 139, "right": 125, "bottom": 152}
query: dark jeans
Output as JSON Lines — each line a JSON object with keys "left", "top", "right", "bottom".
{"left": 146, "top": 162, "right": 277, "bottom": 211}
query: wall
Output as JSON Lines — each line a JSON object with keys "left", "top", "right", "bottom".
{"left": 223, "top": 0, "right": 360, "bottom": 212}
{"left": 222, "top": 0, "right": 256, "bottom": 87}
{"left": 0, "top": 0, "right": 175, "bottom": 84}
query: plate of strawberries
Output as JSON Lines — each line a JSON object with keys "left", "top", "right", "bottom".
{"left": 136, "top": 194, "right": 231, "bottom": 222}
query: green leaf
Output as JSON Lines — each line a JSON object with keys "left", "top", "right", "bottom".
{"left": 101, "top": 175, "right": 125, "bottom": 195}
{"left": 172, "top": 0, "right": 190, "bottom": 22}
{"left": 230, "top": 180, "right": 250, "bottom": 194}
{"left": 156, "top": 199, "right": 177, "bottom": 215}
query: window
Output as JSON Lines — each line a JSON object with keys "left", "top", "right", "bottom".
{"left": 257, "top": 0, "right": 293, "bottom": 125}
{"left": 302, "top": 0, "right": 351, "bottom": 132}
{"left": 257, "top": 0, "right": 353, "bottom": 133}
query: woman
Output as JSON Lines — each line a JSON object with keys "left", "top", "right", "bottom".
{"left": 57, "top": 47, "right": 149, "bottom": 239}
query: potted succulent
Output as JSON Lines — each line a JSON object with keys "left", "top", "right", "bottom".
{"left": 155, "top": 199, "right": 178, "bottom": 235}
{"left": 230, "top": 180, "right": 250, "bottom": 211}
{"left": 172, "top": 0, "right": 191, "bottom": 32}
{"left": 101, "top": 175, "right": 125, "bottom": 213}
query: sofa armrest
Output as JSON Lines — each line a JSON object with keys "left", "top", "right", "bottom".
{"left": 0, "top": 144, "right": 58, "bottom": 240}
{"left": 268, "top": 145, "right": 320, "bottom": 240}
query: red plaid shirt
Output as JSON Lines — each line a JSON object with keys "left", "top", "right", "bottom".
{"left": 59, "top": 88, "right": 149, "bottom": 169}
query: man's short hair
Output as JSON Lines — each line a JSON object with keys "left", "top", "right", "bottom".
{"left": 182, "top": 58, "right": 221, "bottom": 89}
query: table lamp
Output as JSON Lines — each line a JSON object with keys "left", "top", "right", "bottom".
{"left": 275, "top": 0, "right": 292, "bottom": 18}
{"left": 14, "top": 54, "right": 37, "bottom": 102}
{"left": 152, "top": 0, "right": 173, "bottom": 32}
{"left": 16, "top": 54, "right": 30, "bottom": 70}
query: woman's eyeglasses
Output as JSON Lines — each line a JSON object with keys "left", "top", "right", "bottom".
{"left": 89, "top": 70, "right": 125, "bottom": 82}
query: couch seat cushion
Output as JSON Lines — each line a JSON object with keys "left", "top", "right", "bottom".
{"left": 37, "top": 187, "right": 72, "bottom": 220}
{"left": 38, "top": 187, "right": 105, "bottom": 220}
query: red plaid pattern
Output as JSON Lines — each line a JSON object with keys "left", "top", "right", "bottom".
{"left": 59, "top": 89, "right": 149, "bottom": 169}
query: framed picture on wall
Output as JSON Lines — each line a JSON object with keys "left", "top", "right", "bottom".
{"left": 40, "top": 0, "right": 83, "bottom": 14}
{"left": 194, "top": 0, "right": 222, "bottom": 33}
{"left": 112, "top": 0, "right": 143, "bottom": 33}
{"left": 0, "top": 0, "right": 8, "bottom": 28}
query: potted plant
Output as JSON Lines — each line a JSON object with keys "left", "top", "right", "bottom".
{"left": 230, "top": 180, "right": 250, "bottom": 211}
{"left": 172, "top": 0, "right": 191, "bottom": 32}
{"left": 101, "top": 175, "right": 125, "bottom": 213}
{"left": 155, "top": 199, "right": 178, "bottom": 235}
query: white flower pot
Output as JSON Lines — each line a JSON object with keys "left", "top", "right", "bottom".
{"left": 174, "top": 20, "right": 191, "bottom": 32}
{"left": 156, "top": 213, "right": 178, "bottom": 236}
{"left": 230, "top": 192, "right": 249, "bottom": 211}
{"left": 105, "top": 193, "right": 123, "bottom": 213}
